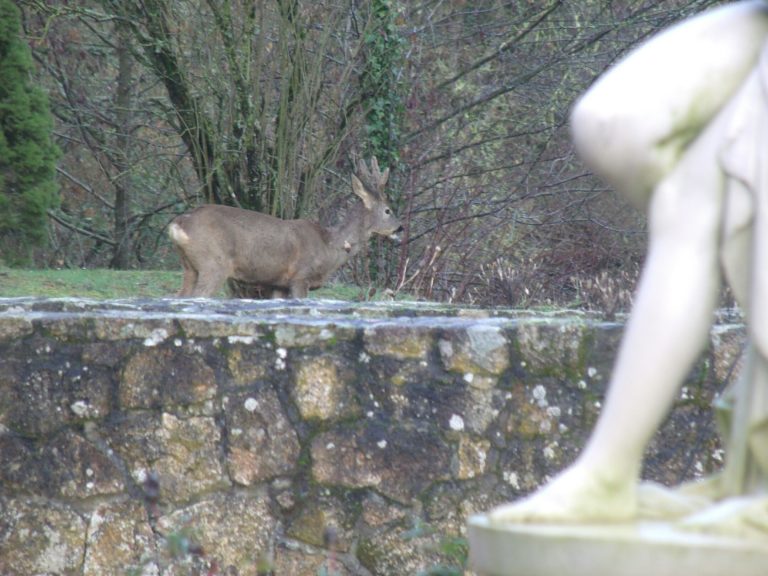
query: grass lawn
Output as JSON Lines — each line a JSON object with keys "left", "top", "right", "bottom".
{"left": 0, "top": 267, "right": 393, "bottom": 300}
{"left": 0, "top": 267, "right": 183, "bottom": 298}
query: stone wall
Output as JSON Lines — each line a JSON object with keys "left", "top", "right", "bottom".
{"left": 0, "top": 298, "right": 745, "bottom": 575}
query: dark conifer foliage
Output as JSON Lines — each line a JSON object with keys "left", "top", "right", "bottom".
{"left": 0, "top": 0, "right": 59, "bottom": 264}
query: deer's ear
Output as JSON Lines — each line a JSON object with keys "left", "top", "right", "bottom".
{"left": 351, "top": 174, "right": 376, "bottom": 209}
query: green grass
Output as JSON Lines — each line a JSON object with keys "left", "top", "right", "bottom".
{"left": 0, "top": 267, "right": 182, "bottom": 298}
{"left": 0, "top": 267, "right": 404, "bottom": 301}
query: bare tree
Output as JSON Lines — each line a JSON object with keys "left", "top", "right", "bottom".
{"left": 21, "top": 0, "right": 189, "bottom": 268}
{"left": 17, "top": 0, "right": 723, "bottom": 308}
{"left": 385, "top": 0, "right": 721, "bottom": 304}
{"left": 111, "top": 18, "right": 134, "bottom": 268}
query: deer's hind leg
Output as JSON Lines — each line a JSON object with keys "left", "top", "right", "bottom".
{"left": 191, "top": 264, "right": 228, "bottom": 297}
{"left": 176, "top": 251, "right": 199, "bottom": 297}
{"left": 270, "top": 287, "right": 290, "bottom": 299}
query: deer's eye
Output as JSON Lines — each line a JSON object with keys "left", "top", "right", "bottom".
{"left": 385, "top": 208, "right": 391, "bottom": 215}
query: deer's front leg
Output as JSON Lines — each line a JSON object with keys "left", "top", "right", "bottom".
{"left": 288, "top": 281, "right": 309, "bottom": 299}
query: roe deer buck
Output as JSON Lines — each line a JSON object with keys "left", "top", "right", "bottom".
{"left": 168, "top": 157, "right": 402, "bottom": 298}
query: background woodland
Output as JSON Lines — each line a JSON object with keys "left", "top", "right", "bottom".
{"left": 8, "top": 0, "right": 723, "bottom": 306}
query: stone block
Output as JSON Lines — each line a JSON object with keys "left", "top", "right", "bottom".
{"left": 83, "top": 500, "right": 154, "bottom": 576}
{"left": 0, "top": 430, "right": 124, "bottom": 500}
{"left": 157, "top": 492, "right": 276, "bottom": 576}
{"left": 311, "top": 421, "right": 451, "bottom": 502}
{"left": 0, "top": 497, "right": 86, "bottom": 575}
{"left": 364, "top": 324, "right": 433, "bottom": 359}
{"left": 0, "top": 342, "right": 112, "bottom": 436}
{"left": 120, "top": 348, "right": 217, "bottom": 411}
{"left": 292, "top": 355, "right": 357, "bottom": 420}
{"left": 225, "top": 387, "right": 301, "bottom": 485}
{"left": 439, "top": 325, "right": 510, "bottom": 376}
{"left": 107, "top": 412, "right": 229, "bottom": 504}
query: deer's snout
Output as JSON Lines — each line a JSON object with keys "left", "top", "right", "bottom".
{"left": 388, "top": 225, "right": 405, "bottom": 244}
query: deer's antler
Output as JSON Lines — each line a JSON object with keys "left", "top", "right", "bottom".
{"left": 354, "top": 154, "right": 390, "bottom": 196}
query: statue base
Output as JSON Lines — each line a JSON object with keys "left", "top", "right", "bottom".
{"left": 468, "top": 515, "right": 768, "bottom": 576}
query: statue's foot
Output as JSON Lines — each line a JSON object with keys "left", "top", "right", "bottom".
{"left": 636, "top": 481, "right": 713, "bottom": 520}
{"left": 675, "top": 472, "right": 723, "bottom": 500}
{"left": 679, "top": 496, "right": 768, "bottom": 541}
{"left": 488, "top": 465, "right": 636, "bottom": 524}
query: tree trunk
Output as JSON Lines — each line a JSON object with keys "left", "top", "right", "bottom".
{"left": 111, "top": 19, "right": 133, "bottom": 269}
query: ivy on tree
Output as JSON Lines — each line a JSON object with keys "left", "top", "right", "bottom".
{"left": 361, "top": 0, "right": 404, "bottom": 172}
{"left": 0, "top": 0, "right": 59, "bottom": 264}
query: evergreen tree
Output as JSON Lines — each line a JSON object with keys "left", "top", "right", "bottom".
{"left": 0, "top": 0, "right": 59, "bottom": 264}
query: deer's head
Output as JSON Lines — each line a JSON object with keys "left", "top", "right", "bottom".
{"left": 352, "top": 156, "right": 402, "bottom": 239}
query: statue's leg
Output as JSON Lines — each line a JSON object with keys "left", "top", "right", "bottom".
{"left": 717, "top": 54, "right": 768, "bottom": 499}
{"left": 570, "top": 0, "right": 768, "bottom": 210}
{"left": 491, "top": 109, "right": 729, "bottom": 523}
{"left": 491, "top": 3, "right": 768, "bottom": 524}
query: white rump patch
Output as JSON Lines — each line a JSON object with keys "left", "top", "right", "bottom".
{"left": 168, "top": 222, "right": 190, "bottom": 245}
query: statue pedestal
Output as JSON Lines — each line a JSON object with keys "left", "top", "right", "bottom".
{"left": 468, "top": 515, "right": 768, "bottom": 576}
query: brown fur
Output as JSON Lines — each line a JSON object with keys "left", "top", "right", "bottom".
{"left": 169, "top": 162, "right": 401, "bottom": 298}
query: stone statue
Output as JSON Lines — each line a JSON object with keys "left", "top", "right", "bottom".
{"left": 471, "top": 2, "right": 768, "bottom": 574}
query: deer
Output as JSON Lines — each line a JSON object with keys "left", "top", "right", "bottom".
{"left": 168, "top": 157, "right": 402, "bottom": 298}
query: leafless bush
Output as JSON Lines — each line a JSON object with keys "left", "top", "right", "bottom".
{"left": 469, "top": 256, "right": 641, "bottom": 317}
{"left": 572, "top": 266, "right": 640, "bottom": 319}
{"left": 473, "top": 258, "right": 551, "bottom": 308}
